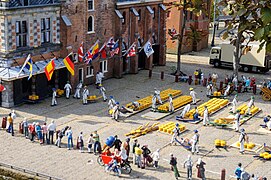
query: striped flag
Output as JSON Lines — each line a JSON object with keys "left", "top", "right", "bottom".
{"left": 126, "top": 43, "right": 136, "bottom": 57}
{"left": 44, "top": 58, "right": 56, "bottom": 81}
{"left": 17, "top": 54, "right": 33, "bottom": 80}
{"left": 63, "top": 53, "right": 74, "bottom": 76}
{"left": 77, "top": 42, "right": 84, "bottom": 62}
{"left": 110, "top": 40, "right": 119, "bottom": 57}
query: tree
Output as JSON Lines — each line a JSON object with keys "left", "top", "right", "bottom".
{"left": 184, "top": 25, "right": 209, "bottom": 51}
{"left": 165, "top": 0, "right": 208, "bottom": 75}
{"left": 220, "top": 0, "right": 271, "bottom": 79}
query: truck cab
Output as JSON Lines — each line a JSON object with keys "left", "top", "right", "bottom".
{"left": 209, "top": 47, "right": 221, "bottom": 67}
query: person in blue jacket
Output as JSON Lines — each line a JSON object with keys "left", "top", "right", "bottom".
{"left": 234, "top": 163, "right": 243, "bottom": 180}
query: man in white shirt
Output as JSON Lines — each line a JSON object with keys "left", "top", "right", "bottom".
{"left": 64, "top": 81, "right": 72, "bottom": 99}
{"left": 47, "top": 120, "right": 56, "bottom": 144}
{"left": 73, "top": 81, "right": 82, "bottom": 99}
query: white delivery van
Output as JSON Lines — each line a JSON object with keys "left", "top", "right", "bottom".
{"left": 209, "top": 42, "right": 271, "bottom": 73}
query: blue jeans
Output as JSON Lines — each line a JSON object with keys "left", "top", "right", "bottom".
{"left": 67, "top": 137, "right": 73, "bottom": 149}
{"left": 94, "top": 141, "right": 101, "bottom": 154}
{"left": 8, "top": 124, "right": 14, "bottom": 136}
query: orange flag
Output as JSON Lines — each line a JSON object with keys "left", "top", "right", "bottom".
{"left": 44, "top": 58, "right": 55, "bottom": 81}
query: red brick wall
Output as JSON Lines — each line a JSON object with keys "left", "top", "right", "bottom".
{"left": 165, "top": 0, "right": 210, "bottom": 54}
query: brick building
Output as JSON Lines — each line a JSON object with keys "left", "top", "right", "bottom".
{"left": 165, "top": 0, "right": 211, "bottom": 54}
{"left": 60, "top": 0, "right": 167, "bottom": 87}
{"left": 0, "top": 0, "right": 166, "bottom": 107}
{"left": 0, "top": 0, "right": 64, "bottom": 107}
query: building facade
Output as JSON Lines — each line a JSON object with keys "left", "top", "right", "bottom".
{"left": 0, "top": 0, "right": 65, "bottom": 107}
{"left": 60, "top": 0, "right": 166, "bottom": 87}
{"left": 0, "top": 0, "right": 166, "bottom": 107}
{"left": 165, "top": 0, "right": 211, "bottom": 54}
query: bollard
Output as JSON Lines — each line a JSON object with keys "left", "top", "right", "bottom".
{"left": 161, "top": 71, "right": 164, "bottom": 80}
{"left": 203, "top": 78, "right": 207, "bottom": 87}
{"left": 238, "top": 83, "right": 243, "bottom": 93}
{"left": 19, "top": 122, "right": 23, "bottom": 134}
{"left": 253, "top": 84, "right": 256, "bottom": 94}
{"left": 2, "top": 117, "right": 7, "bottom": 128}
{"left": 188, "top": 76, "right": 192, "bottom": 85}
{"left": 175, "top": 75, "right": 179, "bottom": 82}
{"left": 149, "top": 70, "right": 152, "bottom": 78}
{"left": 219, "top": 81, "right": 224, "bottom": 90}
{"left": 221, "top": 169, "right": 226, "bottom": 180}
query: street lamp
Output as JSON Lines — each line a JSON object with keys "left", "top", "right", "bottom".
{"left": 211, "top": 0, "right": 217, "bottom": 47}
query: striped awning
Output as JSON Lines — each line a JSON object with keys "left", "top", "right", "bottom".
{"left": 0, "top": 58, "right": 65, "bottom": 81}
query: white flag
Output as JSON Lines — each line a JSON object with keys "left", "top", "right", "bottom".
{"left": 143, "top": 41, "right": 154, "bottom": 58}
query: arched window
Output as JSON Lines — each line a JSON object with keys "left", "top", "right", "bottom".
{"left": 88, "top": 16, "right": 94, "bottom": 32}
{"left": 122, "top": 11, "right": 126, "bottom": 24}
{"left": 138, "top": 9, "right": 141, "bottom": 21}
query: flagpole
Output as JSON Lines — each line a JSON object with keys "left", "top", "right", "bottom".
{"left": 17, "top": 54, "right": 30, "bottom": 77}
{"left": 123, "top": 42, "right": 136, "bottom": 57}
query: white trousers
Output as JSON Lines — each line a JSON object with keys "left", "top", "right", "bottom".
{"left": 74, "top": 89, "right": 80, "bottom": 98}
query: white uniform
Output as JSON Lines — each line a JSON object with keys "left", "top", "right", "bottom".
{"left": 154, "top": 90, "right": 162, "bottom": 104}
{"left": 224, "top": 85, "right": 231, "bottom": 96}
{"left": 235, "top": 112, "right": 241, "bottom": 131}
{"left": 100, "top": 86, "right": 107, "bottom": 101}
{"left": 51, "top": 91, "right": 57, "bottom": 106}
{"left": 168, "top": 96, "right": 174, "bottom": 112}
{"left": 108, "top": 99, "right": 116, "bottom": 110}
{"left": 246, "top": 99, "right": 254, "bottom": 115}
{"left": 64, "top": 83, "right": 72, "bottom": 98}
{"left": 190, "top": 90, "right": 197, "bottom": 104}
{"left": 82, "top": 88, "right": 89, "bottom": 104}
{"left": 96, "top": 72, "right": 104, "bottom": 85}
{"left": 203, "top": 108, "right": 209, "bottom": 125}
{"left": 171, "top": 127, "right": 180, "bottom": 144}
{"left": 74, "top": 82, "right": 82, "bottom": 99}
{"left": 232, "top": 77, "right": 238, "bottom": 90}
{"left": 239, "top": 132, "right": 246, "bottom": 153}
{"left": 112, "top": 105, "right": 119, "bottom": 120}
{"left": 231, "top": 97, "right": 238, "bottom": 113}
{"left": 206, "top": 84, "right": 212, "bottom": 96}
{"left": 191, "top": 133, "right": 199, "bottom": 154}
{"left": 152, "top": 95, "right": 157, "bottom": 110}
{"left": 180, "top": 104, "right": 191, "bottom": 118}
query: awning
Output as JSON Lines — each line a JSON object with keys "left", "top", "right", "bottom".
{"left": 0, "top": 58, "right": 65, "bottom": 81}
{"left": 62, "top": 16, "right": 72, "bottom": 26}
{"left": 130, "top": 7, "right": 139, "bottom": 16}
{"left": 159, "top": 4, "right": 166, "bottom": 11}
{"left": 146, "top": 6, "right": 154, "bottom": 14}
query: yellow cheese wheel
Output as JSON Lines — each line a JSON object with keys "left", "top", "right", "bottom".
{"left": 264, "top": 155, "right": 270, "bottom": 160}
{"left": 220, "top": 140, "right": 226, "bottom": 146}
{"left": 237, "top": 142, "right": 240, "bottom": 147}
{"left": 215, "top": 139, "right": 221, "bottom": 146}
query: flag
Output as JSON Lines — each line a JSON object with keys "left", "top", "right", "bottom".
{"left": 143, "top": 41, "right": 154, "bottom": 58}
{"left": 99, "top": 42, "right": 107, "bottom": 59}
{"left": 17, "top": 54, "right": 33, "bottom": 80}
{"left": 110, "top": 40, "right": 119, "bottom": 57}
{"left": 127, "top": 43, "right": 136, "bottom": 57}
{"left": 44, "top": 58, "right": 55, "bottom": 81}
{"left": 63, "top": 53, "right": 74, "bottom": 76}
{"left": 0, "top": 84, "right": 6, "bottom": 92}
{"left": 106, "top": 37, "right": 115, "bottom": 49}
{"left": 77, "top": 42, "right": 84, "bottom": 62}
{"left": 84, "top": 40, "right": 99, "bottom": 64}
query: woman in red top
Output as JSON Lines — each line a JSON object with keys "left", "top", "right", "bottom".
{"left": 28, "top": 122, "right": 36, "bottom": 142}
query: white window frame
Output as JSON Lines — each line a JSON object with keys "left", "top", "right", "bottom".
{"left": 79, "top": 68, "right": 84, "bottom": 82}
{"left": 86, "top": 66, "right": 94, "bottom": 78}
{"left": 88, "top": 0, "right": 94, "bottom": 11}
{"left": 87, "top": 16, "right": 95, "bottom": 34}
{"left": 41, "top": 18, "right": 51, "bottom": 43}
{"left": 100, "top": 60, "right": 108, "bottom": 73}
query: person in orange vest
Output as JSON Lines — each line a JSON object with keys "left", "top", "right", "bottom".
{"left": 7, "top": 113, "right": 14, "bottom": 136}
